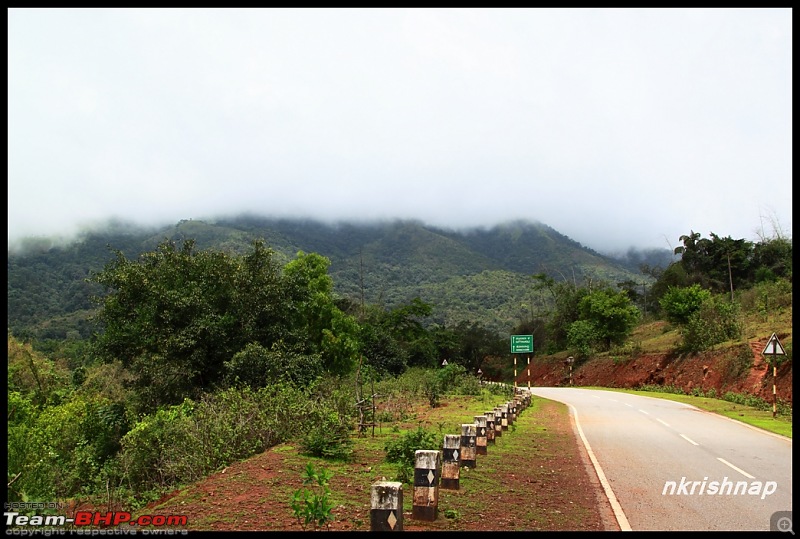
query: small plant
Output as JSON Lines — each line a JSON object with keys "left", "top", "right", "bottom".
{"left": 384, "top": 426, "right": 439, "bottom": 484}
{"left": 290, "top": 463, "right": 335, "bottom": 531}
{"left": 444, "top": 508, "right": 460, "bottom": 520}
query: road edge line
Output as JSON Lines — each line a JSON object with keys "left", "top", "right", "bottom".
{"left": 568, "top": 403, "right": 633, "bottom": 531}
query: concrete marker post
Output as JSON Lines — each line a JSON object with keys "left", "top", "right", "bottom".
{"left": 493, "top": 407, "right": 503, "bottom": 438}
{"left": 484, "top": 411, "right": 496, "bottom": 445}
{"left": 370, "top": 481, "right": 404, "bottom": 531}
{"left": 474, "top": 415, "right": 488, "bottom": 455}
{"left": 441, "top": 434, "right": 461, "bottom": 490}
{"left": 412, "top": 450, "right": 442, "bottom": 521}
{"left": 459, "top": 424, "right": 477, "bottom": 469}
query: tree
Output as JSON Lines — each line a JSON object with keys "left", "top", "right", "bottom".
{"left": 531, "top": 273, "right": 589, "bottom": 352}
{"left": 659, "top": 284, "right": 712, "bottom": 326}
{"left": 88, "top": 239, "right": 341, "bottom": 413}
{"left": 283, "top": 251, "right": 360, "bottom": 375}
{"left": 647, "top": 261, "right": 690, "bottom": 316}
{"left": 575, "top": 287, "right": 641, "bottom": 350}
{"left": 706, "top": 233, "right": 752, "bottom": 299}
{"left": 447, "top": 320, "right": 505, "bottom": 374}
{"left": 566, "top": 320, "right": 600, "bottom": 358}
{"left": 384, "top": 298, "right": 437, "bottom": 368}
{"left": 751, "top": 236, "right": 792, "bottom": 283}
{"left": 357, "top": 321, "right": 408, "bottom": 376}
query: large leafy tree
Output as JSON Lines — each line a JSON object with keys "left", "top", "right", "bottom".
{"left": 384, "top": 297, "right": 438, "bottom": 368}
{"left": 674, "top": 231, "right": 755, "bottom": 295}
{"left": 531, "top": 273, "right": 590, "bottom": 352}
{"left": 751, "top": 236, "right": 792, "bottom": 283}
{"left": 659, "top": 284, "right": 712, "bottom": 326}
{"left": 356, "top": 298, "right": 437, "bottom": 372}
{"left": 90, "top": 239, "right": 243, "bottom": 410}
{"left": 446, "top": 320, "right": 506, "bottom": 374}
{"left": 88, "top": 239, "right": 349, "bottom": 412}
{"left": 283, "top": 251, "right": 360, "bottom": 375}
{"left": 705, "top": 233, "right": 753, "bottom": 298}
{"left": 574, "top": 287, "right": 641, "bottom": 350}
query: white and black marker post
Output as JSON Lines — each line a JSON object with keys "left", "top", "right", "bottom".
{"left": 762, "top": 332, "right": 787, "bottom": 418}
{"left": 459, "top": 424, "right": 477, "bottom": 468}
{"left": 474, "top": 415, "right": 488, "bottom": 455}
{"left": 493, "top": 406, "right": 503, "bottom": 438}
{"left": 484, "top": 410, "right": 496, "bottom": 445}
{"left": 412, "top": 450, "right": 441, "bottom": 521}
{"left": 441, "top": 434, "right": 461, "bottom": 490}
{"left": 370, "top": 481, "right": 404, "bottom": 531}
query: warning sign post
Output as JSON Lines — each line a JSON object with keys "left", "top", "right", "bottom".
{"left": 761, "top": 333, "right": 787, "bottom": 418}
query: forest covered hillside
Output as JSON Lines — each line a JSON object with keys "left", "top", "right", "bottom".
{"left": 8, "top": 216, "right": 670, "bottom": 340}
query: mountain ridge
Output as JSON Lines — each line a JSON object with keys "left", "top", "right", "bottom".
{"left": 7, "top": 215, "right": 672, "bottom": 340}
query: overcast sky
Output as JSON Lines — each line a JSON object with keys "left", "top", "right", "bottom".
{"left": 8, "top": 8, "right": 792, "bottom": 253}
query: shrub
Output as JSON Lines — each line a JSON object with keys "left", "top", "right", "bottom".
{"left": 566, "top": 320, "right": 598, "bottom": 359}
{"left": 384, "top": 426, "right": 439, "bottom": 484}
{"left": 680, "top": 297, "right": 742, "bottom": 353}
{"left": 660, "top": 285, "right": 711, "bottom": 326}
{"left": 300, "top": 410, "right": 353, "bottom": 461}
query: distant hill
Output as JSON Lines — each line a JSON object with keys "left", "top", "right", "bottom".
{"left": 7, "top": 216, "right": 671, "bottom": 340}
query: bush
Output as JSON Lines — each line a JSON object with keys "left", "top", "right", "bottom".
{"left": 660, "top": 285, "right": 712, "bottom": 326}
{"left": 300, "top": 410, "right": 353, "bottom": 461}
{"left": 118, "top": 383, "right": 313, "bottom": 498}
{"left": 738, "top": 277, "right": 793, "bottom": 313}
{"left": 384, "top": 426, "right": 439, "bottom": 484}
{"left": 680, "top": 297, "right": 742, "bottom": 353}
{"left": 223, "top": 343, "right": 323, "bottom": 389}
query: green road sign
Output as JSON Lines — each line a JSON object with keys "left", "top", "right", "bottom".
{"left": 510, "top": 334, "right": 534, "bottom": 354}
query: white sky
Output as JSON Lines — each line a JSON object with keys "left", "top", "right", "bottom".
{"left": 7, "top": 8, "right": 792, "bottom": 253}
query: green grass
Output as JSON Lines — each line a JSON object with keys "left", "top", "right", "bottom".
{"left": 587, "top": 386, "right": 792, "bottom": 439}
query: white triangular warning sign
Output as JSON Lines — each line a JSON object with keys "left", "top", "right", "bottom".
{"left": 762, "top": 333, "right": 786, "bottom": 356}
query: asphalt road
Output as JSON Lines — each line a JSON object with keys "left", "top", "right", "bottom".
{"left": 527, "top": 387, "right": 793, "bottom": 531}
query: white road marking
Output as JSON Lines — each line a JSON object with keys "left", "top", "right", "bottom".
{"left": 680, "top": 434, "right": 699, "bottom": 446}
{"left": 717, "top": 458, "right": 756, "bottom": 479}
{"left": 568, "top": 404, "right": 632, "bottom": 531}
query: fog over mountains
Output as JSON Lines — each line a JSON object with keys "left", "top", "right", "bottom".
{"left": 7, "top": 215, "right": 675, "bottom": 341}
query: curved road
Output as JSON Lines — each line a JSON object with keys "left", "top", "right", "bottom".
{"left": 527, "top": 387, "right": 792, "bottom": 531}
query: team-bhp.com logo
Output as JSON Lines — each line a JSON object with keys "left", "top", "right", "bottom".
{"left": 5, "top": 508, "right": 188, "bottom": 535}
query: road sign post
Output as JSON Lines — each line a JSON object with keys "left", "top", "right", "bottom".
{"left": 510, "top": 335, "right": 533, "bottom": 388}
{"left": 761, "top": 333, "right": 787, "bottom": 418}
{"left": 510, "top": 335, "right": 534, "bottom": 354}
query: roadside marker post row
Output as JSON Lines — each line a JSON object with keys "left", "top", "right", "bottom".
{"left": 370, "top": 384, "right": 531, "bottom": 530}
